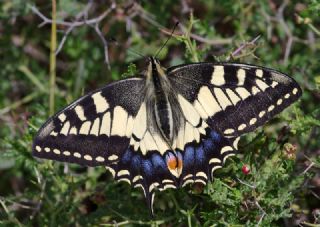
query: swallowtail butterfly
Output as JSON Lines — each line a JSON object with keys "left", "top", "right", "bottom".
{"left": 33, "top": 57, "right": 301, "bottom": 213}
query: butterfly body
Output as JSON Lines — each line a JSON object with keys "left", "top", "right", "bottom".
{"left": 33, "top": 57, "right": 302, "bottom": 213}
{"left": 146, "top": 57, "right": 181, "bottom": 145}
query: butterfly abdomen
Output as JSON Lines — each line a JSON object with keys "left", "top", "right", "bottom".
{"left": 148, "top": 57, "right": 181, "bottom": 144}
{"left": 154, "top": 98, "right": 173, "bottom": 142}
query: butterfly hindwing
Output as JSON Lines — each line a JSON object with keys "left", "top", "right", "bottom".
{"left": 173, "top": 94, "right": 240, "bottom": 186}
{"left": 168, "top": 62, "right": 302, "bottom": 137}
{"left": 33, "top": 78, "right": 146, "bottom": 166}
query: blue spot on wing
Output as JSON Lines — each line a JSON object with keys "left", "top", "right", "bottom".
{"left": 183, "top": 146, "right": 195, "bottom": 169}
{"left": 195, "top": 145, "right": 206, "bottom": 163}
{"left": 121, "top": 149, "right": 133, "bottom": 164}
{"left": 130, "top": 154, "right": 142, "bottom": 173}
{"left": 210, "top": 130, "right": 221, "bottom": 142}
{"left": 142, "top": 159, "right": 153, "bottom": 177}
{"left": 179, "top": 129, "right": 228, "bottom": 183}
{"left": 151, "top": 154, "right": 167, "bottom": 170}
{"left": 203, "top": 137, "right": 214, "bottom": 151}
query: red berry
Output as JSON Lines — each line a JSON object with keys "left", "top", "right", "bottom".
{"left": 242, "top": 165, "right": 250, "bottom": 175}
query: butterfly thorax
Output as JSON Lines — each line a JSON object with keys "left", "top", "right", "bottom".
{"left": 146, "top": 57, "right": 181, "bottom": 145}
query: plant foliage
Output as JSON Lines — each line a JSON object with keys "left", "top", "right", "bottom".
{"left": 0, "top": 0, "right": 319, "bottom": 226}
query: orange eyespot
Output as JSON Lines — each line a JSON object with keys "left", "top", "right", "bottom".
{"left": 167, "top": 156, "right": 177, "bottom": 170}
{"left": 166, "top": 152, "right": 183, "bottom": 173}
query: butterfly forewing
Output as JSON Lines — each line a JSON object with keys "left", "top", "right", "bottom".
{"left": 168, "top": 62, "right": 302, "bottom": 138}
{"left": 33, "top": 78, "right": 146, "bottom": 166}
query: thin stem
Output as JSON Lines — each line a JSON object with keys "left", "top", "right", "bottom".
{"left": 231, "top": 35, "right": 261, "bottom": 57}
{"left": 49, "top": 0, "right": 57, "bottom": 116}
{"left": 0, "top": 92, "right": 39, "bottom": 116}
{"left": 308, "top": 23, "right": 320, "bottom": 36}
{"left": 301, "top": 222, "right": 320, "bottom": 227}
{"left": 184, "top": 13, "right": 199, "bottom": 62}
{"left": 19, "top": 65, "right": 46, "bottom": 93}
{"left": 187, "top": 210, "right": 192, "bottom": 227}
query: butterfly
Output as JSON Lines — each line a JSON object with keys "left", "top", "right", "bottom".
{"left": 33, "top": 57, "right": 301, "bottom": 214}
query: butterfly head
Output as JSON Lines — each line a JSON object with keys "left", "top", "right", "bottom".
{"left": 146, "top": 56, "right": 166, "bottom": 80}
{"left": 148, "top": 56, "right": 160, "bottom": 64}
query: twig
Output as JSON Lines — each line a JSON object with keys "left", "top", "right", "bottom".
{"left": 31, "top": 5, "right": 114, "bottom": 28}
{"left": 276, "top": 0, "right": 293, "bottom": 64}
{"left": 231, "top": 35, "right": 261, "bottom": 57}
{"left": 131, "top": 3, "right": 232, "bottom": 47}
{"left": 260, "top": 8, "right": 274, "bottom": 40}
{"left": 308, "top": 23, "right": 320, "bottom": 36}
{"left": 55, "top": 25, "right": 76, "bottom": 56}
{"left": 0, "top": 197, "right": 10, "bottom": 216}
{"left": 133, "top": 3, "right": 165, "bottom": 29}
{"left": 31, "top": 167, "right": 46, "bottom": 219}
{"left": 1, "top": 197, "right": 37, "bottom": 210}
{"left": 310, "top": 190, "right": 320, "bottom": 200}
{"left": 301, "top": 222, "right": 320, "bottom": 227}
{"left": 0, "top": 197, "right": 23, "bottom": 227}
{"left": 237, "top": 177, "right": 256, "bottom": 189}
{"left": 260, "top": 2, "right": 315, "bottom": 64}
{"left": 301, "top": 154, "right": 317, "bottom": 175}
{"left": 0, "top": 92, "right": 39, "bottom": 116}
{"left": 11, "top": 35, "right": 69, "bottom": 70}
{"left": 255, "top": 200, "right": 266, "bottom": 226}
{"left": 18, "top": 65, "right": 46, "bottom": 93}
{"left": 159, "top": 20, "right": 232, "bottom": 46}
{"left": 55, "top": 0, "right": 93, "bottom": 55}
{"left": 30, "top": 1, "right": 116, "bottom": 68}
{"left": 295, "top": 14, "right": 320, "bottom": 37}
{"left": 94, "top": 23, "right": 111, "bottom": 69}
{"left": 177, "top": 22, "right": 232, "bottom": 45}
{"left": 301, "top": 162, "right": 315, "bottom": 175}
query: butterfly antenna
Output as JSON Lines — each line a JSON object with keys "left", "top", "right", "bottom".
{"left": 155, "top": 21, "right": 179, "bottom": 58}
{"left": 110, "top": 37, "right": 145, "bottom": 59}
{"left": 128, "top": 48, "right": 145, "bottom": 58}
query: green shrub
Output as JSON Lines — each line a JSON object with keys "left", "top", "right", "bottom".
{"left": 0, "top": 0, "right": 319, "bottom": 226}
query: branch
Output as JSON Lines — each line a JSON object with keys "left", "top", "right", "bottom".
{"left": 55, "top": 0, "right": 93, "bottom": 55}
{"left": 236, "top": 177, "right": 256, "bottom": 189}
{"left": 30, "top": 1, "right": 116, "bottom": 68}
{"left": 130, "top": 3, "right": 232, "bottom": 46}
{"left": 160, "top": 26, "right": 232, "bottom": 46}
{"left": 0, "top": 92, "right": 39, "bottom": 116}
{"left": 276, "top": 0, "right": 292, "bottom": 64}
{"left": 93, "top": 23, "right": 111, "bottom": 69}
{"left": 255, "top": 200, "right": 267, "bottom": 226}
{"left": 231, "top": 35, "right": 261, "bottom": 57}
{"left": 30, "top": 4, "right": 114, "bottom": 28}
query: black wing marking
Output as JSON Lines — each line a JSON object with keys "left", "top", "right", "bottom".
{"left": 33, "top": 78, "right": 146, "bottom": 166}
{"left": 168, "top": 62, "right": 302, "bottom": 137}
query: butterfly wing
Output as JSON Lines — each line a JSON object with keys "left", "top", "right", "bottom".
{"left": 33, "top": 78, "right": 146, "bottom": 167}
{"left": 168, "top": 62, "right": 302, "bottom": 137}
{"left": 168, "top": 62, "right": 301, "bottom": 185}
{"left": 32, "top": 76, "right": 176, "bottom": 213}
